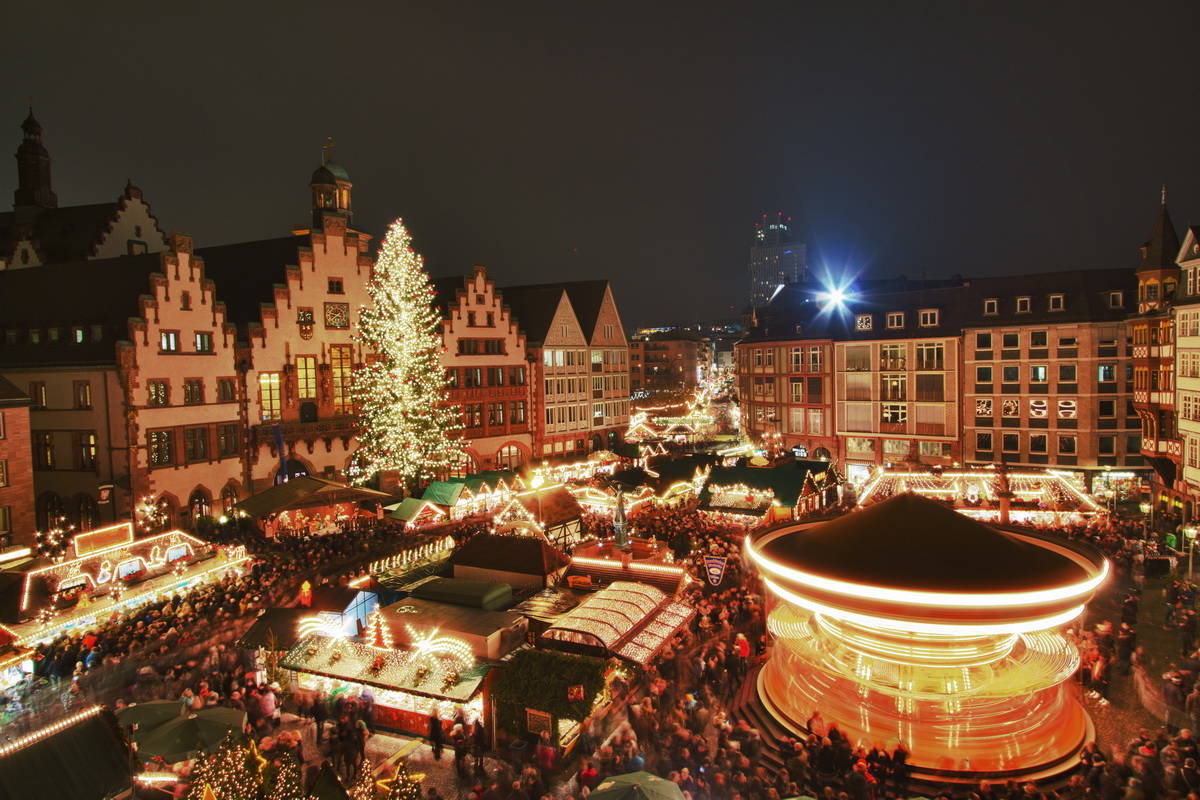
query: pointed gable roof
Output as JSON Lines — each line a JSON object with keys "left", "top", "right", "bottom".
{"left": 501, "top": 280, "right": 612, "bottom": 339}
{"left": 500, "top": 285, "right": 570, "bottom": 344}
{"left": 1138, "top": 199, "right": 1181, "bottom": 273}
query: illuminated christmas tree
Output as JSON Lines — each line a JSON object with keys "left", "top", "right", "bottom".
{"left": 351, "top": 759, "right": 377, "bottom": 800}
{"left": 353, "top": 219, "right": 463, "bottom": 489}
{"left": 386, "top": 762, "right": 422, "bottom": 800}
{"left": 187, "top": 738, "right": 260, "bottom": 800}
{"left": 267, "top": 753, "right": 304, "bottom": 800}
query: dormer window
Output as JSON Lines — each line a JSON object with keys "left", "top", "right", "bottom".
{"left": 855, "top": 314, "right": 872, "bottom": 331}
{"left": 1109, "top": 291, "right": 1124, "bottom": 308}
{"left": 887, "top": 312, "right": 904, "bottom": 329}
{"left": 919, "top": 309, "right": 939, "bottom": 327}
{"left": 1048, "top": 294, "right": 1064, "bottom": 311}
{"left": 1016, "top": 297, "right": 1031, "bottom": 313}
{"left": 983, "top": 299, "right": 998, "bottom": 315}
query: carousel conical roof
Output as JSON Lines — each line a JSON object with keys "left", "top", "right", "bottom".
{"left": 757, "top": 492, "right": 1089, "bottom": 594}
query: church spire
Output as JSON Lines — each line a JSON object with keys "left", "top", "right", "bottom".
{"left": 1137, "top": 191, "right": 1180, "bottom": 274}
{"left": 14, "top": 108, "right": 57, "bottom": 210}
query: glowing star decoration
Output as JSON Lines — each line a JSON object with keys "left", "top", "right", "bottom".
{"left": 298, "top": 614, "right": 345, "bottom": 642}
{"left": 405, "top": 624, "right": 473, "bottom": 669}
{"left": 351, "top": 219, "right": 464, "bottom": 490}
{"left": 364, "top": 607, "right": 394, "bottom": 650}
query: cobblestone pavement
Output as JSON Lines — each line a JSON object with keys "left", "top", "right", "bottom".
{"left": 1080, "top": 564, "right": 1179, "bottom": 755}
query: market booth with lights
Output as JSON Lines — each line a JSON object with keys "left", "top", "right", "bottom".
{"left": 0, "top": 522, "right": 246, "bottom": 629}
{"left": 747, "top": 493, "right": 1108, "bottom": 782}
{"left": 280, "top": 580, "right": 527, "bottom": 740}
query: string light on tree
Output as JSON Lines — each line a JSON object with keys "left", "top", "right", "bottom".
{"left": 352, "top": 219, "right": 464, "bottom": 490}
{"left": 267, "top": 753, "right": 304, "bottom": 800}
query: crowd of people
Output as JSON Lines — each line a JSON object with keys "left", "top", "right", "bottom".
{"left": 6, "top": 474, "right": 1200, "bottom": 800}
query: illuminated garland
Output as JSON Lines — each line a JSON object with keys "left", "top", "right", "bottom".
{"left": 352, "top": 219, "right": 464, "bottom": 488}
{"left": 365, "top": 606, "right": 394, "bottom": 650}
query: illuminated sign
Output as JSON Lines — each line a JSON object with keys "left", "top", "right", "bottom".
{"left": 73, "top": 523, "right": 133, "bottom": 558}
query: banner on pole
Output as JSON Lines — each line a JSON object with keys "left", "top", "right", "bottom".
{"left": 703, "top": 555, "right": 728, "bottom": 586}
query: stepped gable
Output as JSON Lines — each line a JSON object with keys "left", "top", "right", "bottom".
{"left": 758, "top": 492, "right": 1087, "bottom": 594}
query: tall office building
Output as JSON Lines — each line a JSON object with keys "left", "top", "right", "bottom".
{"left": 748, "top": 213, "right": 807, "bottom": 308}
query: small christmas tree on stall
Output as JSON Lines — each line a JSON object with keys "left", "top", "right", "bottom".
{"left": 386, "top": 762, "right": 422, "bottom": 800}
{"left": 351, "top": 759, "right": 377, "bottom": 800}
{"left": 364, "top": 606, "right": 393, "bottom": 650}
{"left": 267, "top": 753, "right": 304, "bottom": 800}
{"left": 353, "top": 219, "right": 463, "bottom": 490}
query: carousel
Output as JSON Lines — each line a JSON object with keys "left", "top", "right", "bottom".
{"left": 746, "top": 492, "right": 1108, "bottom": 782}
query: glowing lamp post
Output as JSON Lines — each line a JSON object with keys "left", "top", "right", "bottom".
{"left": 748, "top": 493, "right": 1107, "bottom": 783}
{"left": 1141, "top": 500, "right": 1152, "bottom": 541}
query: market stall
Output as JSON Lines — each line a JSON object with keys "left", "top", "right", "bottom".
{"left": 233, "top": 476, "right": 390, "bottom": 536}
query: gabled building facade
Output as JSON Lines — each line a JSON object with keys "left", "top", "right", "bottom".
{"left": 1132, "top": 200, "right": 1184, "bottom": 516}
{"left": 433, "top": 265, "right": 533, "bottom": 473}
{"left": 1, "top": 113, "right": 168, "bottom": 269}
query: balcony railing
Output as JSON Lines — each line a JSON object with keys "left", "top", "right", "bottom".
{"left": 254, "top": 416, "right": 358, "bottom": 444}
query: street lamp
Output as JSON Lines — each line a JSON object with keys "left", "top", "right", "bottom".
{"left": 1141, "top": 501, "right": 1152, "bottom": 543}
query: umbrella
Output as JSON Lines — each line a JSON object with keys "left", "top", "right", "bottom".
{"left": 117, "top": 700, "right": 183, "bottom": 732}
{"left": 134, "top": 709, "right": 247, "bottom": 763}
{"left": 589, "top": 772, "right": 685, "bottom": 800}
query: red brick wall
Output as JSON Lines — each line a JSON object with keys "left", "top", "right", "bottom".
{"left": 0, "top": 405, "right": 36, "bottom": 547}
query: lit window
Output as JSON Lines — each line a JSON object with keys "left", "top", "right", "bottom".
{"left": 855, "top": 315, "right": 872, "bottom": 331}
{"left": 160, "top": 331, "right": 180, "bottom": 352}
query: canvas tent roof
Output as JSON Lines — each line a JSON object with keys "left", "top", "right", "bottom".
{"left": 391, "top": 497, "right": 444, "bottom": 523}
{"left": 421, "top": 481, "right": 466, "bottom": 507}
{"left": 233, "top": 476, "right": 389, "bottom": 518}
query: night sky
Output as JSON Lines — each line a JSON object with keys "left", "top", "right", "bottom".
{"left": 5, "top": 2, "right": 1200, "bottom": 328}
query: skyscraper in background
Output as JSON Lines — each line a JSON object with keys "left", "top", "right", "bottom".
{"left": 748, "top": 213, "right": 807, "bottom": 307}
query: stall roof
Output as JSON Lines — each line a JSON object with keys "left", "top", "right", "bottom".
{"left": 391, "top": 497, "right": 444, "bottom": 523}
{"left": 697, "top": 463, "right": 834, "bottom": 514}
{"left": 515, "top": 486, "right": 583, "bottom": 527}
{"left": 410, "top": 577, "right": 513, "bottom": 611}
{"left": 383, "top": 596, "right": 523, "bottom": 639}
{"left": 448, "top": 534, "right": 570, "bottom": 576}
{"left": 421, "top": 481, "right": 466, "bottom": 508}
{"left": 236, "top": 608, "right": 310, "bottom": 651}
{"left": 510, "top": 586, "right": 585, "bottom": 624}
{"left": 446, "top": 471, "right": 519, "bottom": 494}
{"left": 279, "top": 634, "right": 489, "bottom": 703}
{"left": 233, "top": 476, "right": 390, "bottom": 518}
{"left": 0, "top": 706, "right": 131, "bottom": 800}
{"left": 546, "top": 581, "right": 665, "bottom": 648}
{"left": 541, "top": 581, "right": 694, "bottom": 666}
